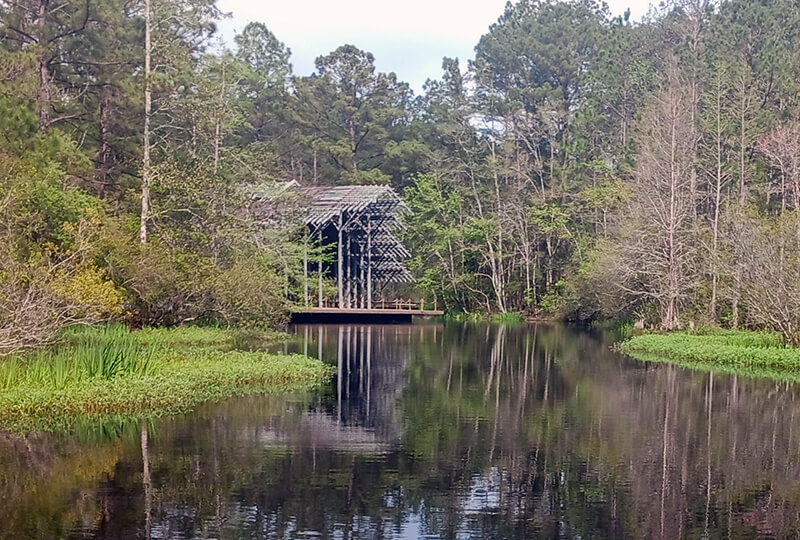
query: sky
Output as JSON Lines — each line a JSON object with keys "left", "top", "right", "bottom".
{"left": 216, "top": 0, "right": 654, "bottom": 93}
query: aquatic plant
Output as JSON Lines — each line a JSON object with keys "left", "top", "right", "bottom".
{"left": 617, "top": 329, "right": 800, "bottom": 380}
{"left": 444, "top": 311, "right": 526, "bottom": 326}
{"left": 0, "top": 325, "right": 330, "bottom": 432}
{"left": 0, "top": 325, "right": 159, "bottom": 390}
{"left": 0, "top": 352, "right": 332, "bottom": 433}
{"left": 492, "top": 312, "right": 525, "bottom": 325}
{"left": 444, "top": 312, "right": 485, "bottom": 324}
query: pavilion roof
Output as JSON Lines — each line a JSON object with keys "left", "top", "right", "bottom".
{"left": 301, "top": 185, "right": 408, "bottom": 228}
{"left": 253, "top": 183, "right": 414, "bottom": 285}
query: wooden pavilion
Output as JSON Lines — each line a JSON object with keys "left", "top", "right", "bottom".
{"left": 300, "top": 185, "right": 414, "bottom": 309}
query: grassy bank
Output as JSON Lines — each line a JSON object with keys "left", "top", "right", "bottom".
{"left": 0, "top": 326, "right": 333, "bottom": 433}
{"left": 618, "top": 329, "right": 800, "bottom": 381}
{"left": 444, "top": 311, "right": 526, "bottom": 325}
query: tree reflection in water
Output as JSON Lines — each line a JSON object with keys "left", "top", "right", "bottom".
{"left": 1, "top": 323, "right": 800, "bottom": 538}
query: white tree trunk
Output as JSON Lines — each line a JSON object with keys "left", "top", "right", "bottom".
{"left": 140, "top": 0, "right": 153, "bottom": 245}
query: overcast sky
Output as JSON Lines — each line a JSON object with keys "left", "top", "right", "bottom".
{"left": 216, "top": 0, "right": 654, "bottom": 93}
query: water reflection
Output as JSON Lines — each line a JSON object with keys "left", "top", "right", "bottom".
{"left": 1, "top": 323, "right": 800, "bottom": 538}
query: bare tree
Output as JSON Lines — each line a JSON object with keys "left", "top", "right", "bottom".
{"left": 700, "top": 65, "right": 733, "bottom": 319}
{"left": 738, "top": 211, "right": 800, "bottom": 346}
{"left": 611, "top": 66, "right": 698, "bottom": 329}
{"left": 757, "top": 125, "right": 800, "bottom": 212}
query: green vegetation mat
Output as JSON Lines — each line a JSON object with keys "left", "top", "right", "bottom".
{"left": 618, "top": 329, "right": 800, "bottom": 382}
{"left": 444, "top": 312, "right": 526, "bottom": 325}
{"left": 0, "top": 326, "right": 333, "bottom": 433}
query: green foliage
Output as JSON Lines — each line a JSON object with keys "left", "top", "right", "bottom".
{"left": 5, "top": 0, "right": 800, "bottom": 343}
{"left": 0, "top": 325, "right": 331, "bottom": 432}
{"left": 492, "top": 312, "right": 526, "bottom": 325}
{"left": 212, "top": 257, "right": 288, "bottom": 327}
{"left": 618, "top": 330, "right": 800, "bottom": 381}
{"left": 444, "top": 312, "right": 485, "bottom": 324}
{"left": 0, "top": 325, "right": 157, "bottom": 390}
{"left": 290, "top": 44, "right": 416, "bottom": 187}
{"left": 538, "top": 280, "right": 567, "bottom": 315}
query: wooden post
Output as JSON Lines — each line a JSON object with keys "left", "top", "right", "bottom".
{"left": 337, "top": 213, "right": 343, "bottom": 308}
{"left": 367, "top": 219, "right": 372, "bottom": 309}
{"left": 345, "top": 234, "right": 351, "bottom": 309}
{"left": 303, "top": 237, "right": 309, "bottom": 307}
{"left": 421, "top": 298, "right": 425, "bottom": 311}
{"left": 359, "top": 246, "right": 366, "bottom": 309}
{"left": 318, "top": 228, "right": 323, "bottom": 308}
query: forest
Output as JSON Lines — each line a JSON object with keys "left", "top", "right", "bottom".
{"left": 3, "top": 0, "right": 800, "bottom": 354}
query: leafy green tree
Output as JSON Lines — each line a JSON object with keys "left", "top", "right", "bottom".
{"left": 290, "top": 45, "right": 416, "bottom": 186}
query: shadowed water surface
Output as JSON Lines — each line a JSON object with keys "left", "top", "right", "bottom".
{"left": 1, "top": 323, "right": 800, "bottom": 539}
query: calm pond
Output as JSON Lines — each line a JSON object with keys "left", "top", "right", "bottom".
{"left": 1, "top": 323, "right": 799, "bottom": 539}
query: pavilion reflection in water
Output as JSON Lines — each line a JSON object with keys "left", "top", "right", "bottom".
{"left": 267, "top": 324, "right": 442, "bottom": 449}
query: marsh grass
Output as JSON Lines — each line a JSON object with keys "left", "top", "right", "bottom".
{"left": 444, "top": 312, "right": 485, "bottom": 324}
{"left": 0, "top": 326, "right": 158, "bottom": 390}
{"left": 492, "top": 312, "right": 525, "bottom": 325}
{"left": 445, "top": 311, "right": 526, "bottom": 325}
{"left": 618, "top": 329, "right": 800, "bottom": 381}
{"left": 0, "top": 325, "right": 330, "bottom": 433}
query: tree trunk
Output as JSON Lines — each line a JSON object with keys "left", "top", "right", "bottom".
{"left": 140, "top": 0, "right": 152, "bottom": 245}
{"left": 213, "top": 64, "right": 225, "bottom": 174}
{"left": 710, "top": 86, "right": 724, "bottom": 320}
{"left": 36, "top": 0, "right": 51, "bottom": 132}
{"left": 97, "top": 87, "right": 113, "bottom": 199}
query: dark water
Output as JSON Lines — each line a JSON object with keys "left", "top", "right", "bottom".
{"left": 2, "top": 323, "right": 800, "bottom": 539}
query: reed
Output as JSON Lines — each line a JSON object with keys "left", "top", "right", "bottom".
{"left": 0, "top": 325, "right": 159, "bottom": 391}
{"left": 0, "top": 324, "right": 330, "bottom": 433}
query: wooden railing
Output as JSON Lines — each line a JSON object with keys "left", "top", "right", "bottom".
{"left": 320, "top": 298, "right": 438, "bottom": 311}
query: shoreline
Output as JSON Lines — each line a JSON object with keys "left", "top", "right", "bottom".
{"left": 617, "top": 329, "right": 800, "bottom": 382}
{"left": 0, "top": 326, "right": 333, "bottom": 433}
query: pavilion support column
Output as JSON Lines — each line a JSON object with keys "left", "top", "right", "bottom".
{"left": 337, "top": 214, "right": 343, "bottom": 308}
{"left": 303, "top": 236, "right": 309, "bottom": 307}
{"left": 354, "top": 247, "right": 360, "bottom": 308}
{"left": 359, "top": 246, "right": 366, "bottom": 309}
{"left": 367, "top": 221, "right": 372, "bottom": 309}
{"left": 345, "top": 234, "right": 352, "bottom": 309}
{"left": 318, "top": 228, "right": 323, "bottom": 308}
